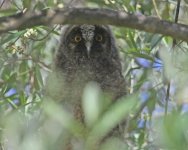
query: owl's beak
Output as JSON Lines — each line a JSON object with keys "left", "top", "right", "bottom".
{"left": 85, "top": 41, "right": 92, "bottom": 58}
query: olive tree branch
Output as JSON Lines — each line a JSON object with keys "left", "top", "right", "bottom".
{"left": 0, "top": 8, "right": 188, "bottom": 42}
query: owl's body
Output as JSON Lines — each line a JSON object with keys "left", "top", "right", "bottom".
{"left": 55, "top": 25, "right": 126, "bottom": 99}
{"left": 47, "top": 24, "right": 126, "bottom": 149}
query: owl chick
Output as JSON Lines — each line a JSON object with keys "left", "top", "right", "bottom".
{"left": 46, "top": 24, "right": 127, "bottom": 149}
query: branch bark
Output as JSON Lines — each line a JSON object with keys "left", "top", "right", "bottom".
{"left": 0, "top": 8, "right": 188, "bottom": 42}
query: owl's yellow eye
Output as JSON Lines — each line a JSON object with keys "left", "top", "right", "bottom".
{"left": 95, "top": 34, "right": 103, "bottom": 42}
{"left": 74, "top": 35, "right": 82, "bottom": 42}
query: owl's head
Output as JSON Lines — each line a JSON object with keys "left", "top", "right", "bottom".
{"left": 59, "top": 24, "right": 118, "bottom": 60}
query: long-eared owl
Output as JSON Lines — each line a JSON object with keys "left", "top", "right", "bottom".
{"left": 46, "top": 24, "right": 127, "bottom": 149}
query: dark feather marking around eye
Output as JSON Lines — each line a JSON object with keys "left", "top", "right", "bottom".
{"left": 67, "top": 28, "right": 82, "bottom": 42}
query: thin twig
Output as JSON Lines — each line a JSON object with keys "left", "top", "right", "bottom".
{"left": 29, "top": 25, "right": 58, "bottom": 41}
{"left": 0, "top": 0, "right": 5, "bottom": 8}
{"left": 175, "top": 0, "right": 181, "bottom": 23}
{"left": 173, "top": 0, "right": 182, "bottom": 47}
{"left": 165, "top": 82, "right": 170, "bottom": 115}
{"left": 152, "top": 0, "right": 161, "bottom": 19}
{"left": 4, "top": 55, "right": 51, "bottom": 72}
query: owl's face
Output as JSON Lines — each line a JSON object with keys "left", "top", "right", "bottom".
{"left": 61, "top": 25, "right": 115, "bottom": 59}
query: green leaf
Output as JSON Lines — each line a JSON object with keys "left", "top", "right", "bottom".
{"left": 86, "top": 95, "right": 138, "bottom": 146}
{"left": 0, "top": 30, "right": 25, "bottom": 45}
{"left": 19, "top": 61, "right": 29, "bottom": 80}
{"left": 0, "top": 8, "right": 18, "bottom": 17}
{"left": 23, "top": 0, "right": 32, "bottom": 8}
{"left": 33, "top": 65, "right": 43, "bottom": 90}
{"left": 7, "top": 72, "right": 17, "bottom": 83}
{"left": 129, "top": 51, "right": 154, "bottom": 61}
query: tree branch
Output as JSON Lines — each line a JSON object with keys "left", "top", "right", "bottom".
{"left": 1, "top": 8, "right": 188, "bottom": 42}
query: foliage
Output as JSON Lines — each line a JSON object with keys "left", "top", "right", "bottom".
{"left": 1, "top": 0, "right": 188, "bottom": 150}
